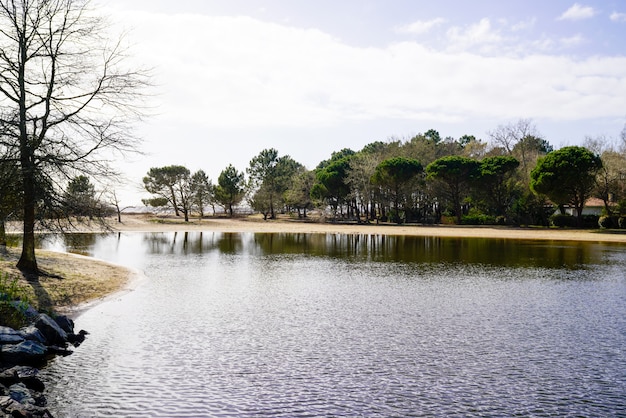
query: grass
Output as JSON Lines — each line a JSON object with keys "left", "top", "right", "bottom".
{"left": 0, "top": 245, "right": 130, "bottom": 315}
{"left": 0, "top": 272, "right": 32, "bottom": 328}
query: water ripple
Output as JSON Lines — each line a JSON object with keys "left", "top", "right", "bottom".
{"left": 41, "top": 233, "right": 626, "bottom": 417}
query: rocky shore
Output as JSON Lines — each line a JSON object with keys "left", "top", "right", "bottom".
{"left": 1, "top": 309, "right": 87, "bottom": 417}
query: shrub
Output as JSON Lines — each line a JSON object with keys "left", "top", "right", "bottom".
{"left": 550, "top": 214, "right": 577, "bottom": 227}
{"left": 581, "top": 215, "right": 599, "bottom": 228}
{"left": 461, "top": 214, "right": 496, "bottom": 225}
{"left": 619, "top": 217, "right": 626, "bottom": 229}
{"left": 0, "top": 301, "right": 30, "bottom": 329}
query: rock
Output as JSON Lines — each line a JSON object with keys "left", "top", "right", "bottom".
{"left": 0, "top": 327, "right": 24, "bottom": 345}
{"left": 9, "top": 383, "right": 34, "bottom": 405}
{"left": 67, "top": 329, "right": 88, "bottom": 346}
{"left": 46, "top": 345, "right": 73, "bottom": 357}
{"left": 53, "top": 315, "right": 74, "bottom": 334}
{"left": 0, "top": 341, "right": 47, "bottom": 366}
{"left": 0, "top": 367, "right": 44, "bottom": 392}
{"left": 18, "top": 327, "right": 46, "bottom": 345}
{"left": 34, "top": 314, "right": 67, "bottom": 346}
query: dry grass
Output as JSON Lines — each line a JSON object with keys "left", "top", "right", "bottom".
{"left": 0, "top": 246, "right": 130, "bottom": 315}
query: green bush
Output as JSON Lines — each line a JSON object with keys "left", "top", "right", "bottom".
{"left": 0, "top": 301, "right": 29, "bottom": 329}
{"left": 619, "top": 217, "right": 626, "bottom": 229}
{"left": 580, "top": 214, "right": 599, "bottom": 228}
{"left": 0, "top": 273, "right": 30, "bottom": 303}
{"left": 461, "top": 214, "right": 496, "bottom": 225}
{"left": 550, "top": 214, "right": 577, "bottom": 227}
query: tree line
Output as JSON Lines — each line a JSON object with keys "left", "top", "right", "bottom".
{"left": 141, "top": 120, "right": 626, "bottom": 228}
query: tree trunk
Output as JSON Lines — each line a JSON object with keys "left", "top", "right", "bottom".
{"left": 17, "top": 168, "right": 38, "bottom": 273}
{"left": 0, "top": 218, "right": 6, "bottom": 248}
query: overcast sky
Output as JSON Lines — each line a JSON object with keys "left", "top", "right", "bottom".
{"left": 99, "top": 0, "right": 626, "bottom": 206}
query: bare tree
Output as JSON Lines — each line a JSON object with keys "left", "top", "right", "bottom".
{"left": 489, "top": 119, "right": 549, "bottom": 179}
{"left": 0, "top": 0, "right": 148, "bottom": 273}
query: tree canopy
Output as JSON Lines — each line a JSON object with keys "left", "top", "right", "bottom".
{"left": 214, "top": 164, "right": 245, "bottom": 216}
{"left": 143, "top": 165, "right": 192, "bottom": 221}
{"left": 372, "top": 157, "right": 423, "bottom": 223}
{"left": 530, "top": 146, "right": 602, "bottom": 224}
{"left": 426, "top": 156, "right": 480, "bottom": 223}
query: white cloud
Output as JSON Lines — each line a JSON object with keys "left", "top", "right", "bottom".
{"left": 511, "top": 17, "right": 537, "bottom": 32}
{"left": 559, "top": 34, "right": 587, "bottom": 48}
{"left": 111, "top": 11, "right": 626, "bottom": 126}
{"left": 557, "top": 3, "right": 597, "bottom": 21}
{"left": 610, "top": 11, "right": 626, "bottom": 22}
{"left": 395, "top": 18, "right": 446, "bottom": 35}
{"left": 446, "top": 18, "right": 504, "bottom": 53}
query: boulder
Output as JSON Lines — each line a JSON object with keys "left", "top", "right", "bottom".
{"left": 0, "top": 326, "right": 24, "bottom": 345}
{"left": 0, "top": 366, "right": 44, "bottom": 392}
{"left": 0, "top": 341, "right": 47, "bottom": 366}
{"left": 19, "top": 326, "right": 47, "bottom": 344}
{"left": 34, "top": 314, "right": 67, "bottom": 346}
{"left": 67, "top": 329, "right": 89, "bottom": 346}
{"left": 9, "top": 383, "right": 35, "bottom": 405}
{"left": 53, "top": 315, "right": 74, "bottom": 334}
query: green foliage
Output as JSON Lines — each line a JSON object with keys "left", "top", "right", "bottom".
{"left": 0, "top": 273, "right": 31, "bottom": 328}
{"left": 581, "top": 215, "right": 600, "bottom": 229}
{"left": 64, "top": 175, "right": 97, "bottom": 217}
{"left": 316, "top": 148, "right": 356, "bottom": 170}
{"left": 189, "top": 170, "right": 213, "bottom": 217}
{"left": 215, "top": 164, "right": 245, "bottom": 216}
{"left": 619, "top": 217, "right": 626, "bottom": 229}
{"left": 372, "top": 157, "right": 423, "bottom": 186}
{"left": 426, "top": 156, "right": 480, "bottom": 223}
{"left": 550, "top": 214, "right": 577, "bottom": 228}
{"left": 372, "top": 157, "right": 423, "bottom": 224}
{"left": 143, "top": 165, "right": 192, "bottom": 220}
{"left": 0, "top": 273, "right": 30, "bottom": 303}
{"left": 247, "top": 149, "right": 303, "bottom": 219}
{"left": 475, "top": 156, "right": 520, "bottom": 217}
{"left": 314, "top": 156, "right": 352, "bottom": 212}
{"left": 461, "top": 208, "right": 496, "bottom": 225}
{"left": 142, "top": 197, "right": 169, "bottom": 208}
{"left": 531, "top": 146, "right": 602, "bottom": 224}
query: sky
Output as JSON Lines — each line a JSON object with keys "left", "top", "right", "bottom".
{"left": 98, "top": 0, "right": 626, "bottom": 206}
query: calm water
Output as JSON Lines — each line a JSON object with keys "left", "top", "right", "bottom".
{"left": 39, "top": 232, "right": 626, "bottom": 417}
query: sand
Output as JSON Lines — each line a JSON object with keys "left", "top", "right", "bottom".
{"left": 3, "top": 213, "right": 625, "bottom": 316}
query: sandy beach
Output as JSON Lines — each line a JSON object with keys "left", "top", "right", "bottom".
{"left": 3, "top": 213, "right": 625, "bottom": 316}
{"left": 108, "top": 213, "right": 626, "bottom": 243}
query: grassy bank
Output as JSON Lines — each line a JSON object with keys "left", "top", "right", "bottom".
{"left": 0, "top": 246, "right": 131, "bottom": 316}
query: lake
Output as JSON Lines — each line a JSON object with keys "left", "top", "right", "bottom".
{"left": 40, "top": 232, "right": 626, "bottom": 417}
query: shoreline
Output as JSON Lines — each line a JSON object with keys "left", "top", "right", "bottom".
{"left": 107, "top": 214, "right": 626, "bottom": 243}
{"left": 3, "top": 213, "right": 626, "bottom": 317}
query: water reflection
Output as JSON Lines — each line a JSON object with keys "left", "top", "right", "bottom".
{"left": 41, "top": 231, "right": 619, "bottom": 269}
{"left": 37, "top": 232, "right": 626, "bottom": 417}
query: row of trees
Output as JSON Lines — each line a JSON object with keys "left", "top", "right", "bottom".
{"left": 142, "top": 120, "right": 626, "bottom": 227}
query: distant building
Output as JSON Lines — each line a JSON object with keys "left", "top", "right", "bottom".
{"left": 561, "top": 197, "right": 616, "bottom": 216}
